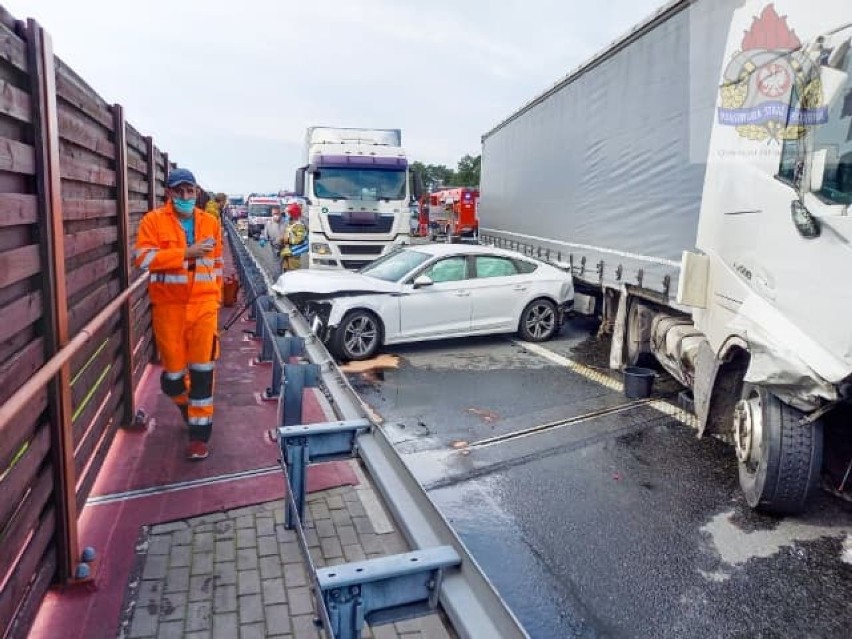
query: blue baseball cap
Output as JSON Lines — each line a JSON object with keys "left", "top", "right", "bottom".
{"left": 167, "top": 168, "right": 196, "bottom": 187}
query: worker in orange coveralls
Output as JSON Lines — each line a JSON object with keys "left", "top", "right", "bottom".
{"left": 134, "top": 168, "right": 223, "bottom": 461}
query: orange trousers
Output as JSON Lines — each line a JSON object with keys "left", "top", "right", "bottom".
{"left": 152, "top": 302, "right": 220, "bottom": 442}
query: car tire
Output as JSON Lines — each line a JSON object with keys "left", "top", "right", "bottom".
{"left": 735, "top": 384, "right": 823, "bottom": 515}
{"left": 331, "top": 310, "right": 383, "bottom": 361}
{"left": 518, "top": 298, "right": 559, "bottom": 342}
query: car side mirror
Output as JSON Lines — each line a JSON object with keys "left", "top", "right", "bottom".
{"left": 413, "top": 275, "right": 433, "bottom": 289}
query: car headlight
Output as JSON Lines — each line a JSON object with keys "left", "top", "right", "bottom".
{"left": 312, "top": 243, "right": 332, "bottom": 255}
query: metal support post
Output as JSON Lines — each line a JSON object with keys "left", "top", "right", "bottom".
{"left": 265, "top": 334, "right": 305, "bottom": 401}
{"left": 277, "top": 362, "right": 321, "bottom": 427}
{"left": 317, "top": 547, "right": 461, "bottom": 639}
{"left": 278, "top": 419, "right": 370, "bottom": 529}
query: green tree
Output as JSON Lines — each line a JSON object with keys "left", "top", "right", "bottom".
{"left": 411, "top": 161, "right": 455, "bottom": 191}
{"left": 453, "top": 154, "right": 481, "bottom": 187}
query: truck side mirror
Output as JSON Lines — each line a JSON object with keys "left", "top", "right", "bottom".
{"left": 294, "top": 167, "right": 306, "bottom": 196}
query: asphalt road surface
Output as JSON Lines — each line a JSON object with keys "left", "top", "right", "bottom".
{"left": 245, "top": 237, "right": 852, "bottom": 639}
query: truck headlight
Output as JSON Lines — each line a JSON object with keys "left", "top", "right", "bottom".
{"left": 312, "top": 243, "right": 332, "bottom": 255}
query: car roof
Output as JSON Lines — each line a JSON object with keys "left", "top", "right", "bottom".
{"left": 409, "top": 243, "right": 536, "bottom": 260}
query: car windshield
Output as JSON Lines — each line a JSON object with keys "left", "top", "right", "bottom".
{"left": 314, "top": 168, "right": 406, "bottom": 201}
{"left": 359, "top": 249, "right": 431, "bottom": 282}
{"left": 249, "top": 205, "right": 274, "bottom": 217}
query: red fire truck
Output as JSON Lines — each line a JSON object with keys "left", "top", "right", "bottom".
{"left": 420, "top": 187, "right": 479, "bottom": 242}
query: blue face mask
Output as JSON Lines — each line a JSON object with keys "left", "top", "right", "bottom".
{"left": 173, "top": 198, "right": 196, "bottom": 215}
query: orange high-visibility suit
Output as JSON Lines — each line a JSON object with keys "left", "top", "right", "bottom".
{"left": 134, "top": 202, "right": 223, "bottom": 443}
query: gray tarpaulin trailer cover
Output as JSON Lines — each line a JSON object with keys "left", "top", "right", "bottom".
{"left": 479, "top": 0, "right": 740, "bottom": 298}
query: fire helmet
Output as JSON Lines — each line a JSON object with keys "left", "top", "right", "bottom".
{"left": 286, "top": 202, "right": 302, "bottom": 219}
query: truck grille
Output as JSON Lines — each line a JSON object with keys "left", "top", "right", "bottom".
{"left": 327, "top": 214, "right": 394, "bottom": 234}
{"left": 339, "top": 244, "right": 384, "bottom": 255}
{"left": 341, "top": 259, "right": 372, "bottom": 270}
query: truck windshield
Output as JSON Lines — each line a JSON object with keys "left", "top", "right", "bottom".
{"left": 248, "top": 205, "right": 274, "bottom": 217}
{"left": 314, "top": 168, "right": 406, "bottom": 201}
{"left": 359, "top": 248, "right": 431, "bottom": 282}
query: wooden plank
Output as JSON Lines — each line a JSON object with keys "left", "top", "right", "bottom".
{"left": 57, "top": 103, "right": 113, "bottom": 159}
{"left": 132, "top": 332, "right": 153, "bottom": 371}
{"left": 69, "top": 314, "right": 119, "bottom": 374}
{"left": 70, "top": 332, "right": 120, "bottom": 411}
{"left": 0, "top": 138, "right": 36, "bottom": 175}
{"left": 66, "top": 253, "right": 119, "bottom": 300}
{"left": 0, "top": 510, "right": 56, "bottom": 636}
{"left": 64, "top": 226, "right": 117, "bottom": 259}
{"left": 0, "top": 462, "right": 53, "bottom": 582}
{"left": 73, "top": 359, "right": 122, "bottom": 475}
{"left": 0, "top": 339, "right": 45, "bottom": 410}
{"left": 0, "top": 389, "right": 45, "bottom": 472}
{"left": 68, "top": 278, "right": 120, "bottom": 335}
{"left": 0, "top": 424, "right": 50, "bottom": 526}
{"left": 59, "top": 155, "right": 116, "bottom": 187}
{"left": 126, "top": 123, "right": 146, "bottom": 154}
{"left": 127, "top": 155, "right": 146, "bottom": 175}
{"left": 0, "top": 244, "right": 40, "bottom": 292}
{"left": 0, "top": 290, "right": 42, "bottom": 344}
{"left": 76, "top": 397, "right": 123, "bottom": 509}
{"left": 129, "top": 199, "right": 149, "bottom": 214}
{"left": 0, "top": 23, "right": 27, "bottom": 73}
{"left": 128, "top": 178, "right": 148, "bottom": 196}
{"left": 62, "top": 198, "right": 117, "bottom": 221}
{"left": 0, "top": 78, "right": 30, "bottom": 123}
{"left": 0, "top": 193, "right": 37, "bottom": 227}
{"left": 54, "top": 61, "right": 112, "bottom": 129}
{"left": 2, "top": 532, "right": 55, "bottom": 639}
{"left": 0, "top": 325, "right": 36, "bottom": 370}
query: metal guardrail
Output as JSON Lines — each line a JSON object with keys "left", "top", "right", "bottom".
{"left": 224, "top": 219, "right": 529, "bottom": 639}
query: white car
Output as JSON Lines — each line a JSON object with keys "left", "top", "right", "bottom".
{"left": 272, "top": 244, "right": 574, "bottom": 361}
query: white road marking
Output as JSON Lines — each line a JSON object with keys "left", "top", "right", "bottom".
{"left": 511, "top": 339, "right": 698, "bottom": 429}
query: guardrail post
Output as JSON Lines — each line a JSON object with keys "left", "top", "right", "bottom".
{"left": 277, "top": 362, "right": 321, "bottom": 427}
{"left": 29, "top": 18, "right": 77, "bottom": 583}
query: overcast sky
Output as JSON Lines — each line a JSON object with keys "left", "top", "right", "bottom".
{"left": 12, "top": 0, "right": 667, "bottom": 194}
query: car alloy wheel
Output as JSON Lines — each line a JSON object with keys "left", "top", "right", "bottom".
{"left": 341, "top": 313, "right": 380, "bottom": 360}
{"left": 520, "top": 299, "right": 558, "bottom": 342}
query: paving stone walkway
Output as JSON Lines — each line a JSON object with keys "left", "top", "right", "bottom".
{"left": 117, "top": 461, "right": 453, "bottom": 639}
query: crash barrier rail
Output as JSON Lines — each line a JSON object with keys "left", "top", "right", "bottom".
{"left": 0, "top": 8, "right": 176, "bottom": 637}
{"left": 224, "top": 218, "right": 530, "bottom": 639}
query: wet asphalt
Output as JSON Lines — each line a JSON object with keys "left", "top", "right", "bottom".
{"left": 246, "top": 237, "right": 852, "bottom": 639}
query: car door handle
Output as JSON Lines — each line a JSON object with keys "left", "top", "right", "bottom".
{"left": 454, "top": 291, "right": 470, "bottom": 297}
{"left": 513, "top": 285, "right": 528, "bottom": 291}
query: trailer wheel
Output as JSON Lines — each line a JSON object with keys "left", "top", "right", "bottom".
{"left": 331, "top": 310, "right": 383, "bottom": 361}
{"left": 518, "top": 298, "right": 558, "bottom": 342}
{"left": 734, "top": 384, "right": 823, "bottom": 515}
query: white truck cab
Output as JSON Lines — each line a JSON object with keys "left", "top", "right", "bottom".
{"left": 294, "top": 127, "right": 420, "bottom": 270}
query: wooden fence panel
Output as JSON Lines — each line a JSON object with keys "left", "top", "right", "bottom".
{"left": 0, "top": 9, "right": 179, "bottom": 636}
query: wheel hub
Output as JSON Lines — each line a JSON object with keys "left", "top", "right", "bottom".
{"left": 734, "top": 395, "right": 763, "bottom": 465}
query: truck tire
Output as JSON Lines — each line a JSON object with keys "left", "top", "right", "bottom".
{"left": 330, "top": 310, "right": 383, "bottom": 361}
{"left": 518, "top": 298, "right": 559, "bottom": 342}
{"left": 734, "top": 384, "right": 823, "bottom": 515}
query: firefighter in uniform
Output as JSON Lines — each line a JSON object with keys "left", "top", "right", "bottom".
{"left": 279, "top": 202, "right": 308, "bottom": 271}
{"left": 134, "top": 168, "right": 223, "bottom": 460}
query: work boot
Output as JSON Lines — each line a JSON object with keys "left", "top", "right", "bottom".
{"left": 185, "top": 441, "right": 209, "bottom": 461}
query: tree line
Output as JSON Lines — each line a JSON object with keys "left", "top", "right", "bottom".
{"left": 411, "top": 154, "right": 481, "bottom": 190}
